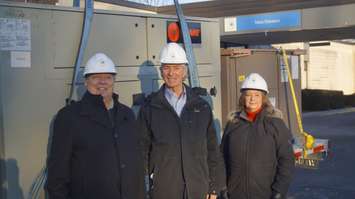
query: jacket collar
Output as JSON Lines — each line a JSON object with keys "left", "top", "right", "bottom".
{"left": 150, "top": 84, "right": 200, "bottom": 110}
{"left": 224, "top": 108, "right": 268, "bottom": 136}
{"left": 79, "top": 91, "right": 124, "bottom": 128}
{"left": 80, "top": 91, "right": 121, "bottom": 109}
{"left": 240, "top": 107, "right": 268, "bottom": 122}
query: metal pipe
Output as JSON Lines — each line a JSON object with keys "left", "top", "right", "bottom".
{"left": 173, "top": 0, "right": 200, "bottom": 88}
{"left": 67, "top": 0, "right": 94, "bottom": 104}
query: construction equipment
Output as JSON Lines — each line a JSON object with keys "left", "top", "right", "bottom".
{"left": 281, "top": 48, "right": 329, "bottom": 169}
{"left": 0, "top": 1, "right": 222, "bottom": 198}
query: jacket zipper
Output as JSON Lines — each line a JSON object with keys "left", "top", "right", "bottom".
{"left": 177, "top": 106, "right": 188, "bottom": 198}
{"left": 164, "top": 103, "right": 189, "bottom": 197}
{"left": 154, "top": 97, "right": 199, "bottom": 198}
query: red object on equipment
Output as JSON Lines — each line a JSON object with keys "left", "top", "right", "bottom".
{"left": 168, "top": 22, "right": 180, "bottom": 42}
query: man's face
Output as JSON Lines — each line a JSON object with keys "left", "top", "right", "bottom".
{"left": 85, "top": 73, "right": 115, "bottom": 100}
{"left": 160, "top": 64, "right": 187, "bottom": 89}
{"left": 244, "top": 89, "right": 263, "bottom": 112}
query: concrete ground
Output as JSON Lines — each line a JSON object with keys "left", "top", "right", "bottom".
{"left": 288, "top": 108, "right": 355, "bottom": 199}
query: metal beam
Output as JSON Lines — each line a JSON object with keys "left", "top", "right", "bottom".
{"left": 96, "top": 0, "right": 157, "bottom": 12}
{"left": 220, "top": 3, "right": 355, "bottom": 45}
{"left": 221, "top": 26, "right": 355, "bottom": 45}
{"left": 158, "top": 0, "right": 355, "bottom": 17}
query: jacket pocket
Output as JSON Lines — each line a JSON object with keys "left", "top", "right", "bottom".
{"left": 197, "top": 156, "right": 210, "bottom": 188}
{"left": 71, "top": 173, "right": 85, "bottom": 198}
{"left": 227, "top": 173, "right": 241, "bottom": 194}
{"left": 250, "top": 164, "right": 274, "bottom": 197}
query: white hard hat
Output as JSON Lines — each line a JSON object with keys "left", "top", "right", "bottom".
{"left": 241, "top": 73, "right": 269, "bottom": 93}
{"left": 159, "top": 42, "right": 188, "bottom": 64}
{"left": 83, "top": 53, "right": 116, "bottom": 76}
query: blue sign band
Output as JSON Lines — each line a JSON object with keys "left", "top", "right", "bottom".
{"left": 237, "top": 10, "right": 301, "bottom": 32}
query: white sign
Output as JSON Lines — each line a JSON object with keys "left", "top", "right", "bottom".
{"left": 0, "top": 18, "right": 31, "bottom": 51}
{"left": 269, "top": 97, "right": 276, "bottom": 107}
{"left": 280, "top": 56, "right": 288, "bottom": 82}
{"left": 11, "top": 51, "right": 31, "bottom": 68}
{"left": 280, "top": 55, "right": 299, "bottom": 82}
{"left": 224, "top": 17, "right": 237, "bottom": 32}
{"left": 291, "top": 55, "right": 299, "bottom": 79}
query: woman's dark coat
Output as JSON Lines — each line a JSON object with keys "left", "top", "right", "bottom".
{"left": 221, "top": 106, "right": 294, "bottom": 199}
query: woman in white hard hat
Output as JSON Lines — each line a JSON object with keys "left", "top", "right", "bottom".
{"left": 221, "top": 73, "right": 295, "bottom": 199}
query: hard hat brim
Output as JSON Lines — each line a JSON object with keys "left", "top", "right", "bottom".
{"left": 84, "top": 72, "right": 117, "bottom": 78}
{"left": 240, "top": 88, "right": 268, "bottom": 94}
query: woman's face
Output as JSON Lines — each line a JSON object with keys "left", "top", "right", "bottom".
{"left": 244, "top": 89, "right": 264, "bottom": 112}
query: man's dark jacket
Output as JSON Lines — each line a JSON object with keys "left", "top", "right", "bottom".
{"left": 221, "top": 107, "right": 294, "bottom": 199}
{"left": 46, "top": 91, "right": 145, "bottom": 199}
{"left": 138, "top": 85, "right": 226, "bottom": 199}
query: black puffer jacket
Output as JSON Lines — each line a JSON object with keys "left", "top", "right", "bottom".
{"left": 221, "top": 106, "right": 294, "bottom": 199}
{"left": 46, "top": 91, "right": 145, "bottom": 199}
{"left": 138, "top": 85, "right": 226, "bottom": 199}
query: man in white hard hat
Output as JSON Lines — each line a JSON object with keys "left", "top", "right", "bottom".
{"left": 46, "top": 53, "right": 144, "bottom": 199}
{"left": 138, "top": 43, "right": 225, "bottom": 199}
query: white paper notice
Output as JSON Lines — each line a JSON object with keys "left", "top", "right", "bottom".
{"left": 269, "top": 97, "right": 276, "bottom": 107}
{"left": 11, "top": 51, "right": 31, "bottom": 68}
{"left": 224, "top": 17, "right": 237, "bottom": 32}
{"left": 291, "top": 56, "right": 299, "bottom": 79}
{"left": 280, "top": 56, "right": 288, "bottom": 82}
{"left": 0, "top": 18, "right": 31, "bottom": 51}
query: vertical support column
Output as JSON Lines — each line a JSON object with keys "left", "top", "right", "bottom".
{"left": 0, "top": 59, "right": 6, "bottom": 199}
{"left": 304, "top": 42, "right": 310, "bottom": 89}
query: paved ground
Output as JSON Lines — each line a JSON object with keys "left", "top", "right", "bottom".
{"left": 288, "top": 108, "right": 355, "bottom": 199}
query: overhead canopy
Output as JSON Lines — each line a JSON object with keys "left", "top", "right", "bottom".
{"left": 220, "top": 3, "right": 355, "bottom": 45}
{"left": 97, "top": 0, "right": 212, "bottom": 7}
{"left": 157, "top": 0, "right": 355, "bottom": 17}
{"left": 96, "top": 0, "right": 157, "bottom": 11}
{"left": 97, "top": 0, "right": 355, "bottom": 45}
{"left": 98, "top": 0, "right": 355, "bottom": 17}
{"left": 221, "top": 27, "right": 355, "bottom": 45}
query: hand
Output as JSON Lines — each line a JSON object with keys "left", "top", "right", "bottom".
{"left": 218, "top": 189, "right": 229, "bottom": 199}
{"left": 271, "top": 192, "right": 284, "bottom": 199}
{"left": 206, "top": 194, "right": 217, "bottom": 199}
